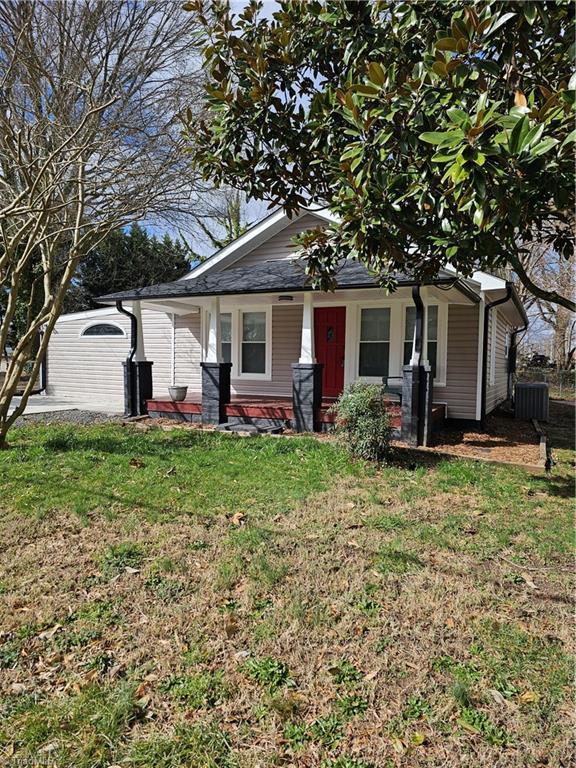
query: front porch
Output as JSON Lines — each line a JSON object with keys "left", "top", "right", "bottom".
{"left": 145, "top": 391, "right": 446, "bottom": 434}
{"left": 97, "top": 258, "right": 480, "bottom": 445}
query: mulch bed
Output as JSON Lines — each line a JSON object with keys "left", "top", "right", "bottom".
{"left": 429, "top": 407, "right": 542, "bottom": 468}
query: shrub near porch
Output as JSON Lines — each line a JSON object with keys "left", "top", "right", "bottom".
{"left": 0, "top": 422, "right": 573, "bottom": 767}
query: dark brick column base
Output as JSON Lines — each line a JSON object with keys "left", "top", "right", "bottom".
{"left": 401, "top": 364, "right": 433, "bottom": 446}
{"left": 292, "top": 363, "right": 323, "bottom": 432}
{"left": 200, "top": 362, "right": 232, "bottom": 424}
{"left": 123, "top": 360, "right": 153, "bottom": 417}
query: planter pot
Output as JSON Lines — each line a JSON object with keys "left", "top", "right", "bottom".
{"left": 168, "top": 385, "right": 188, "bottom": 402}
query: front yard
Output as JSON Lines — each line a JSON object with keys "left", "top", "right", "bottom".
{"left": 0, "top": 420, "right": 573, "bottom": 767}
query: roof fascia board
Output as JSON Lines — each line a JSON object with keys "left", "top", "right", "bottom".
{"left": 55, "top": 307, "right": 121, "bottom": 323}
{"left": 472, "top": 270, "right": 507, "bottom": 290}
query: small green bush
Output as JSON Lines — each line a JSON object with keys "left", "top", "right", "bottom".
{"left": 332, "top": 383, "right": 392, "bottom": 462}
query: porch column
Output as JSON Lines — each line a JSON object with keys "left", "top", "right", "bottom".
{"left": 201, "top": 297, "right": 232, "bottom": 424}
{"left": 299, "top": 292, "right": 315, "bottom": 363}
{"left": 401, "top": 286, "right": 432, "bottom": 446}
{"left": 292, "top": 292, "right": 323, "bottom": 432}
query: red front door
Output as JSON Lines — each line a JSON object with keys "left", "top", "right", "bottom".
{"left": 314, "top": 307, "right": 346, "bottom": 398}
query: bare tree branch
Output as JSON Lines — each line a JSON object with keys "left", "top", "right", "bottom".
{"left": 0, "top": 0, "right": 207, "bottom": 444}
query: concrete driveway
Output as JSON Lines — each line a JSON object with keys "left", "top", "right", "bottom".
{"left": 8, "top": 394, "right": 122, "bottom": 417}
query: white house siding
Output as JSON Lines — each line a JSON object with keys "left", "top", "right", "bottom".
{"left": 231, "top": 304, "right": 302, "bottom": 397}
{"left": 229, "top": 215, "right": 324, "bottom": 269}
{"left": 47, "top": 309, "right": 175, "bottom": 408}
{"left": 485, "top": 308, "right": 510, "bottom": 414}
{"left": 174, "top": 312, "right": 203, "bottom": 393}
{"left": 47, "top": 312, "right": 131, "bottom": 409}
{"left": 141, "top": 311, "right": 173, "bottom": 395}
{"left": 434, "top": 304, "right": 479, "bottom": 421}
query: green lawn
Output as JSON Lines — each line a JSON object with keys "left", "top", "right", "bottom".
{"left": 0, "top": 421, "right": 573, "bottom": 767}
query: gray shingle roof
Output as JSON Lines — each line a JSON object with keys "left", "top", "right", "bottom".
{"left": 97, "top": 259, "right": 479, "bottom": 303}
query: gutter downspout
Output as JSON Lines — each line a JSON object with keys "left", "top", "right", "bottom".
{"left": 411, "top": 285, "right": 428, "bottom": 445}
{"left": 116, "top": 300, "right": 138, "bottom": 416}
{"left": 481, "top": 283, "right": 513, "bottom": 425}
{"left": 116, "top": 300, "right": 137, "bottom": 362}
{"left": 411, "top": 285, "right": 424, "bottom": 366}
{"left": 38, "top": 326, "right": 47, "bottom": 393}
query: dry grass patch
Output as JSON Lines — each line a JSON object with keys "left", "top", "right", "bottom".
{"left": 0, "top": 424, "right": 573, "bottom": 767}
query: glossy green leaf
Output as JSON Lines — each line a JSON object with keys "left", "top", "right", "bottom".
{"left": 435, "top": 37, "right": 458, "bottom": 51}
{"left": 484, "top": 12, "right": 516, "bottom": 38}
{"left": 508, "top": 115, "right": 529, "bottom": 154}
{"left": 419, "top": 130, "right": 464, "bottom": 146}
{"left": 530, "top": 137, "right": 559, "bottom": 156}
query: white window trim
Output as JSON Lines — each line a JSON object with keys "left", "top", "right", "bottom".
{"left": 355, "top": 304, "right": 393, "bottom": 384}
{"left": 236, "top": 307, "right": 272, "bottom": 380}
{"left": 400, "top": 303, "right": 448, "bottom": 387}
{"left": 202, "top": 305, "right": 272, "bottom": 381}
{"left": 79, "top": 321, "right": 126, "bottom": 338}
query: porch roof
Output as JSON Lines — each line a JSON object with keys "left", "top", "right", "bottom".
{"left": 96, "top": 259, "right": 480, "bottom": 305}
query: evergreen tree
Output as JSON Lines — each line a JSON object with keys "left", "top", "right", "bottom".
{"left": 64, "top": 225, "right": 190, "bottom": 312}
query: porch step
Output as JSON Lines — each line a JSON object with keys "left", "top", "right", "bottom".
{"left": 216, "top": 422, "right": 284, "bottom": 435}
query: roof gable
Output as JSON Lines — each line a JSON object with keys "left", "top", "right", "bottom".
{"left": 183, "top": 207, "right": 336, "bottom": 279}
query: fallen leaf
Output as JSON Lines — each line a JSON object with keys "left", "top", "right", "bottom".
{"left": 520, "top": 573, "right": 538, "bottom": 589}
{"left": 129, "top": 457, "right": 145, "bottom": 468}
{"left": 133, "top": 682, "right": 151, "bottom": 705}
{"left": 125, "top": 566, "right": 140, "bottom": 575}
{"left": 411, "top": 732, "right": 426, "bottom": 746}
{"left": 488, "top": 688, "right": 507, "bottom": 706}
{"left": 39, "top": 741, "right": 59, "bottom": 753}
{"left": 224, "top": 617, "right": 239, "bottom": 638}
{"left": 38, "top": 624, "right": 63, "bottom": 640}
{"left": 230, "top": 511, "right": 245, "bottom": 526}
{"left": 518, "top": 690, "right": 540, "bottom": 704}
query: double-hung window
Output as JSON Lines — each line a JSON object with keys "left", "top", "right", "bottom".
{"left": 241, "top": 311, "right": 267, "bottom": 375}
{"left": 358, "top": 307, "right": 390, "bottom": 378}
{"left": 220, "top": 313, "right": 232, "bottom": 364}
{"left": 403, "top": 305, "right": 439, "bottom": 379}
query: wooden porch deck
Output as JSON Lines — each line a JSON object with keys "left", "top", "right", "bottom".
{"left": 144, "top": 392, "right": 438, "bottom": 430}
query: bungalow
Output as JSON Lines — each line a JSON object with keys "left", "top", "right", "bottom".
{"left": 45, "top": 208, "right": 528, "bottom": 444}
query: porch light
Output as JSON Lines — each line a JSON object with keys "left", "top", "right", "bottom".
{"left": 278, "top": 295, "right": 294, "bottom": 301}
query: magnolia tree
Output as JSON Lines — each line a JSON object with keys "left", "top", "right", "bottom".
{"left": 0, "top": 0, "right": 207, "bottom": 445}
{"left": 185, "top": 0, "right": 575, "bottom": 309}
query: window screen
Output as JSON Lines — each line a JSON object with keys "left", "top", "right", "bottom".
{"left": 359, "top": 308, "right": 390, "bottom": 378}
{"left": 241, "top": 311, "right": 266, "bottom": 374}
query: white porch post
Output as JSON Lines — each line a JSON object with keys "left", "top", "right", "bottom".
{"left": 132, "top": 301, "right": 146, "bottom": 362}
{"left": 206, "top": 297, "right": 221, "bottom": 363}
{"left": 299, "top": 292, "right": 315, "bottom": 363}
